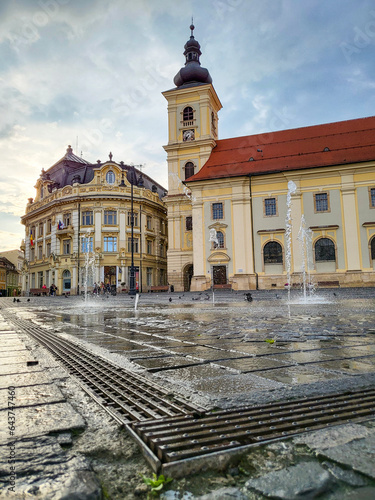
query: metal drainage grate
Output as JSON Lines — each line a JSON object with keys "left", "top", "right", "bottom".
{"left": 130, "top": 388, "right": 375, "bottom": 476}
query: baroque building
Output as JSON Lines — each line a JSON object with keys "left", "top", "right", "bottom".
{"left": 21, "top": 147, "right": 168, "bottom": 295}
{"left": 164, "top": 25, "right": 375, "bottom": 292}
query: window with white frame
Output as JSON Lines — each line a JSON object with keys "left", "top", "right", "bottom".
{"left": 82, "top": 211, "right": 93, "bottom": 225}
{"left": 62, "top": 239, "right": 71, "bottom": 255}
{"left": 104, "top": 210, "right": 117, "bottom": 225}
{"left": 264, "top": 198, "right": 277, "bottom": 216}
{"left": 81, "top": 237, "right": 93, "bottom": 253}
{"left": 314, "top": 193, "right": 329, "bottom": 212}
{"left": 212, "top": 202, "right": 223, "bottom": 220}
{"left": 104, "top": 236, "right": 117, "bottom": 252}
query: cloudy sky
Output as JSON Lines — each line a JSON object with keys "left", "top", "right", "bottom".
{"left": 1, "top": 0, "right": 374, "bottom": 251}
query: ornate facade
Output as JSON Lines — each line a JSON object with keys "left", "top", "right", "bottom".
{"left": 164, "top": 26, "right": 375, "bottom": 291}
{"left": 21, "top": 147, "right": 168, "bottom": 295}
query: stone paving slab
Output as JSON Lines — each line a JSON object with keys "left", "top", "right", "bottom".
{"left": 0, "top": 371, "right": 51, "bottom": 389}
{"left": 214, "top": 356, "right": 294, "bottom": 372}
{"left": 155, "top": 364, "right": 284, "bottom": 396}
{"left": 317, "top": 434, "right": 375, "bottom": 480}
{"left": 0, "top": 354, "right": 37, "bottom": 365}
{"left": 0, "top": 383, "right": 66, "bottom": 409}
{"left": 255, "top": 364, "right": 345, "bottom": 384}
{"left": 317, "top": 359, "right": 375, "bottom": 374}
{"left": 244, "top": 462, "right": 333, "bottom": 499}
{"left": 0, "top": 400, "right": 85, "bottom": 442}
{"left": 0, "top": 363, "right": 42, "bottom": 375}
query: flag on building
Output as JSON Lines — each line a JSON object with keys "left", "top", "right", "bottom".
{"left": 57, "top": 220, "right": 64, "bottom": 230}
{"left": 30, "top": 231, "right": 34, "bottom": 247}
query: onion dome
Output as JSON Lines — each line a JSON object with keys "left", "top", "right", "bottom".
{"left": 173, "top": 24, "right": 212, "bottom": 87}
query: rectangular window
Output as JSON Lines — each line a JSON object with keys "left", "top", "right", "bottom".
{"left": 186, "top": 216, "right": 193, "bottom": 230}
{"left": 47, "top": 219, "right": 52, "bottom": 234}
{"left": 38, "top": 271, "right": 43, "bottom": 288}
{"left": 104, "top": 236, "right": 117, "bottom": 252}
{"left": 81, "top": 237, "right": 93, "bottom": 253}
{"left": 45, "top": 270, "right": 50, "bottom": 287}
{"left": 30, "top": 248, "right": 35, "bottom": 261}
{"left": 315, "top": 193, "right": 329, "bottom": 212}
{"left": 370, "top": 188, "right": 375, "bottom": 208}
{"left": 212, "top": 202, "right": 223, "bottom": 220}
{"left": 264, "top": 198, "right": 277, "bottom": 216}
{"left": 147, "top": 267, "right": 152, "bottom": 286}
{"left": 127, "top": 238, "right": 139, "bottom": 253}
{"left": 127, "top": 212, "right": 138, "bottom": 226}
{"left": 63, "top": 213, "right": 71, "bottom": 227}
{"left": 63, "top": 239, "right": 71, "bottom": 255}
{"left": 82, "top": 211, "right": 93, "bottom": 225}
{"left": 104, "top": 210, "right": 117, "bottom": 225}
{"left": 146, "top": 215, "right": 152, "bottom": 230}
{"left": 147, "top": 240, "right": 153, "bottom": 254}
{"left": 46, "top": 242, "right": 51, "bottom": 257}
{"left": 31, "top": 273, "right": 35, "bottom": 288}
{"left": 38, "top": 245, "right": 43, "bottom": 260}
{"left": 38, "top": 223, "right": 43, "bottom": 236}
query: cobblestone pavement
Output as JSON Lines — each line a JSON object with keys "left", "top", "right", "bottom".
{"left": 1, "top": 288, "right": 375, "bottom": 499}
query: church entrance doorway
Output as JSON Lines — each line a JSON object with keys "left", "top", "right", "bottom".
{"left": 213, "top": 265, "right": 227, "bottom": 285}
{"left": 183, "top": 264, "right": 193, "bottom": 291}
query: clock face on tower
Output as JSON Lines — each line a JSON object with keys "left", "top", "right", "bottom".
{"left": 183, "top": 129, "right": 195, "bottom": 142}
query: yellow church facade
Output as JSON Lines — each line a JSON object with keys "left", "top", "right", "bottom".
{"left": 163, "top": 25, "right": 375, "bottom": 292}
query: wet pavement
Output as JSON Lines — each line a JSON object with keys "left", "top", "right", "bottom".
{"left": 4, "top": 288, "right": 375, "bottom": 408}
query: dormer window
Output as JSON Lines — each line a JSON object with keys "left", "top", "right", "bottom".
{"left": 106, "top": 171, "right": 115, "bottom": 184}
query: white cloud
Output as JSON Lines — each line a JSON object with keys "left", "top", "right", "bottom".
{"left": 0, "top": 0, "right": 374, "bottom": 249}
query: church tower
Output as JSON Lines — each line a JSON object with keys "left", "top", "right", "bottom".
{"left": 163, "top": 24, "right": 222, "bottom": 291}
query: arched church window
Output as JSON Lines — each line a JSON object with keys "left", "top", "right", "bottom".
{"left": 315, "top": 238, "right": 336, "bottom": 261}
{"left": 184, "top": 162, "right": 195, "bottom": 180}
{"left": 106, "top": 171, "right": 115, "bottom": 184}
{"left": 216, "top": 231, "right": 225, "bottom": 249}
{"left": 263, "top": 241, "right": 283, "bottom": 264}
{"left": 371, "top": 237, "right": 375, "bottom": 260}
{"left": 183, "top": 106, "right": 194, "bottom": 122}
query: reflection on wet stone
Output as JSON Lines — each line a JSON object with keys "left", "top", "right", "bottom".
{"left": 18, "top": 289, "right": 375, "bottom": 405}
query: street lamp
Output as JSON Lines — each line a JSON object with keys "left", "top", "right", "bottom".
{"left": 127, "top": 167, "right": 138, "bottom": 296}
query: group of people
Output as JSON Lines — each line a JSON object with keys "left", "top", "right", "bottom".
{"left": 93, "top": 282, "right": 112, "bottom": 295}
{"left": 49, "top": 284, "right": 57, "bottom": 296}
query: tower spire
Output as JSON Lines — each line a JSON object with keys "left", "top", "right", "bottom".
{"left": 173, "top": 24, "right": 212, "bottom": 88}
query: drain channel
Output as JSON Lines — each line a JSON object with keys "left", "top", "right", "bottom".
{"left": 3, "top": 312, "right": 204, "bottom": 423}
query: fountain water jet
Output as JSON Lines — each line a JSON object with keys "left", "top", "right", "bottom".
{"left": 285, "top": 180, "right": 297, "bottom": 305}
{"left": 80, "top": 230, "right": 96, "bottom": 303}
{"left": 297, "top": 214, "right": 314, "bottom": 302}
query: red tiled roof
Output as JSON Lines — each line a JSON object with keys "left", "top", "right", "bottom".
{"left": 187, "top": 116, "right": 375, "bottom": 182}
